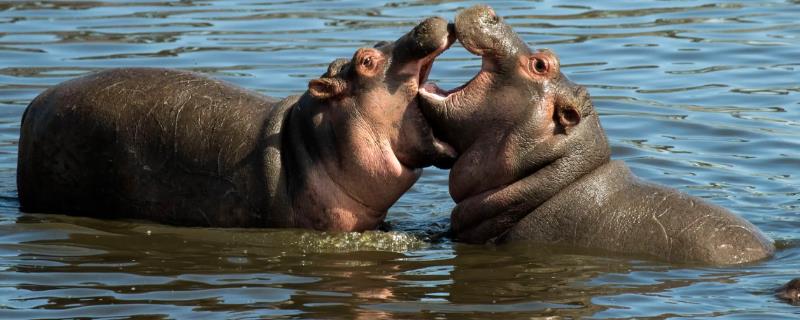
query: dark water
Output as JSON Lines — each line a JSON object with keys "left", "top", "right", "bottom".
{"left": 1, "top": 0, "right": 799, "bottom": 318}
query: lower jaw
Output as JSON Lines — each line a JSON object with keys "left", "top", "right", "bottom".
{"left": 421, "top": 81, "right": 463, "bottom": 100}
{"left": 393, "top": 151, "right": 425, "bottom": 175}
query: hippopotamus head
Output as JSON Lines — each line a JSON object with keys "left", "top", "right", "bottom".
{"left": 418, "top": 5, "right": 610, "bottom": 204}
{"left": 288, "top": 17, "right": 458, "bottom": 230}
{"left": 777, "top": 278, "right": 800, "bottom": 305}
{"left": 306, "top": 16, "right": 457, "bottom": 172}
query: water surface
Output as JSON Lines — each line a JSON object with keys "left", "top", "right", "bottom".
{"left": 1, "top": 1, "right": 799, "bottom": 318}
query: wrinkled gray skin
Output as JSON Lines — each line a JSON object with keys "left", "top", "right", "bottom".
{"left": 419, "top": 5, "right": 773, "bottom": 264}
{"left": 18, "top": 17, "right": 456, "bottom": 231}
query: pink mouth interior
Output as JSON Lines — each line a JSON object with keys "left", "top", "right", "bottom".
{"left": 421, "top": 81, "right": 468, "bottom": 100}
{"left": 415, "top": 33, "right": 455, "bottom": 88}
{"left": 419, "top": 32, "right": 488, "bottom": 101}
{"left": 419, "top": 59, "right": 433, "bottom": 85}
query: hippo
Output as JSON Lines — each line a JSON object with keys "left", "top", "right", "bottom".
{"left": 418, "top": 5, "right": 773, "bottom": 264}
{"left": 777, "top": 278, "right": 800, "bottom": 305}
{"left": 17, "top": 17, "right": 456, "bottom": 231}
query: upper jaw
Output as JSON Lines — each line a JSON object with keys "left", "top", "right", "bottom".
{"left": 419, "top": 5, "right": 523, "bottom": 103}
{"left": 390, "top": 19, "right": 458, "bottom": 170}
{"left": 418, "top": 39, "right": 494, "bottom": 104}
{"left": 395, "top": 22, "right": 456, "bottom": 88}
{"left": 455, "top": 4, "right": 529, "bottom": 59}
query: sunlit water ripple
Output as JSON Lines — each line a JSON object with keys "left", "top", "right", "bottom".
{"left": 0, "top": 1, "right": 798, "bottom": 318}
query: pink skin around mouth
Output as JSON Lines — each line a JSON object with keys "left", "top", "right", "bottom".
{"left": 390, "top": 33, "right": 457, "bottom": 174}
{"left": 420, "top": 81, "right": 467, "bottom": 101}
{"left": 418, "top": 44, "right": 483, "bottom": 102}
{"left": 402, "top": 32, "right": 456, "bottom": 88}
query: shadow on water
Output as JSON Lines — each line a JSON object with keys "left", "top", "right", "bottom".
{"left": 1, "top": 0, "right": 799, "bottom": 318}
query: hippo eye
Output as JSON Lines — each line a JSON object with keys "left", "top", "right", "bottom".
{"left": 530, "top": 57, "right": 548, "bottom": 75}
{"left": 354, "top": 48, "right": 383, "bottom": 76}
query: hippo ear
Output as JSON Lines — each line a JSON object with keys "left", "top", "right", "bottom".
{"left": 308, "top": 78, "right": 346, "bottom": 100}
{"left": 556, "top": 104, "right": 581, "bottom": 131}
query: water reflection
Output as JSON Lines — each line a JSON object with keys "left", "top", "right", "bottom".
{"left": 0, "top": 210, "right": 776, "bottom": 318}
{"left": 1, "top": 0, "right": 799, "bottom": 318}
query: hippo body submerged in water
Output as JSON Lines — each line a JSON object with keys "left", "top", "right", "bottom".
{"left": 419, "top": 6, "right": 773, "bottom": 264}
{"left": 777, "top": 278, "right": 800, "bottom": 305}
{"left": 17, "top": 17, "right": 456, "bottom": 231}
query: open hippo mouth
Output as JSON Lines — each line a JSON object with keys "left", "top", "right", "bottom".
{"left": 418, "top": 7, "right": 507, "bottom": 112}
{"left": 420, "top": 76, "right": 476, "bottom": 104}
{"left": 388, "top": 17, "right": 458, "bottom": 170}
{"left": 398, "top": 19, "right": 457, "bottom": 89}
{"left": 417, "top": 5, "right": 534, "bottom": 156}
{"left": 418, "top": 58, "right": 435, "bottom": 87}
{"left": 415, "top": 29, "right": 454, "bottom": 86}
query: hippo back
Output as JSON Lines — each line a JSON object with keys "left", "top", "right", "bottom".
{"left": 17, "top": 68, "right": 293, "bottom": 226}
{"left": 503, "top": 160, "right": 774, "bottom": 265}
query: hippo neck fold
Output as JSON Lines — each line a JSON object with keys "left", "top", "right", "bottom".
{"left": 258, "top": 95, "right": 299, "bottom": 227}
{"left": 447, "top": 113, "right": 613, "bottom": 243}
{"left": 512, "top": 113, "right": 613, "bottom": 215}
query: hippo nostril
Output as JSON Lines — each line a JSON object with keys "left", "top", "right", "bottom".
{"left": 486, "top": 14, "right": 499, "bottom": 25}
{"left": 414, "top": 25, "right": 427, "bottom": 38}
{"left": 486, "top": 6, "right": 497, "bottom": 19}
{"left": 480, "top": 5, "right": 500, "bottom": 25}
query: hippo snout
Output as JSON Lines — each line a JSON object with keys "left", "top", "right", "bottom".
{"left": 454, "top": 5, "right": 529, "bottom": 59}
{"left": 392, "top": 16, "right": 453, "bottom": 64}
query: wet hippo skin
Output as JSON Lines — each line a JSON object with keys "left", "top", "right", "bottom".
{"left": 17, "top": 17, "right": 456, "bottom": 231}
{"left": 776, "top": 278, "right": 800, "bottom": 305}
{"left": 419, "top": 5, "right": 773, "bottom": 264}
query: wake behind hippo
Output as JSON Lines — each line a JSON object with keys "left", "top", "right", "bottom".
{"left": 419, "top": 5, "right": 773, "bottom": 264}
{"left": 17, "top": 17, "right": 456, "bottom": 231}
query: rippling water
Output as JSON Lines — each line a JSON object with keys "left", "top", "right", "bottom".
{"left": 1, "top": 1, "right": 799, "bottom": 318}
